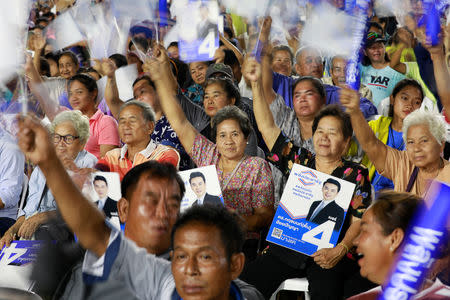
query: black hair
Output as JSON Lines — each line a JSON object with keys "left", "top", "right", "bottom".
{"left": 36, "top": 17, "right": 49, "bottom": 26}
{"left": 390, "top": 27, "right": 414, "bottom": 46}
{"left": 371, "top": 191, "right": 422, "bottom": 236}
{"left": 367, "top": 21, "right": 384, "bottom": 35}
{"left": 312, "top": 105, "right": 353, "bottom": 140}
{"left": 169, "top": 58, "right": 191, "bottom": 89}
{"left": 58, "top": 51, "right": 79, "bottom": 67}
{"left": 223, "top": 27, "right": 234, "bottom": 39}
{"left": 128, "top": 36, "right": 149, "bottom": 52}
{"left": 109, "top": 53, "right": 128, "bottom": 69}
{"left": 78, "top": 67, "right": 101, "bottom": 79}
{"left": 39, "top": 57, "right": 50, "bottom": 77}
{"left": 205, "top": 77, "right": 241, "bottom": 105}
{"left": 223, "top": 49, "right": 240, "bottom": 68}
{"left": 171, "top": 204, "right": 245, "bottom": 261}
{"left": 189, "top": 171, "right": 205, "bottom": 184}
{"left": 323, "top": 178, "right": 341, "bottom": 192}
{"left": 94, "top": 175, "right": 108, "bottom": 185}
{"left": 271, "top": 45, "right": 294, "bottom": 64}
{"left": 44, "top": 52, "right": 58, "bottom": 63}
{"left": 212, "top": 105, "right": 252, "bottom": 139}
{"left": 67, "top": 74, "right": 98, "bottom": 100}
{"left": 132, "top": 75, "right": 156, "bottom": 90}
{"left": 121, "top": 161, "right": 185, "bottom": 201}
{"left": 41, "top": 12, "right": 55, "bottom": 20}
{"left": 388, "top": 79, "right": 424, "bottom": 117}
{"left": 292, "top": 76, "right": 326, "bottom": 102}
{"left": 168, "top": 41, "right": 179, "bottom": 48}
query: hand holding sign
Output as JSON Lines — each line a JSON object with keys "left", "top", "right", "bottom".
{"left": 312, "top": 245, "right": 346, "bottom": 269}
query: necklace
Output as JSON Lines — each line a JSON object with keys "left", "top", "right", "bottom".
{"left": 389, "top": 126, "right": 405, "bottom": 150}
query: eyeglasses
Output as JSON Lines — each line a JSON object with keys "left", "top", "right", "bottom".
{"left": 52, "top": 134, "right": 80, "bottom": 144}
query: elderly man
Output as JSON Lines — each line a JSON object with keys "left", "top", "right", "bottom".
{"left": 322, "top": 55, "right": 373, "bottom": 102}
{"left": 0, "top": 128, "right": 25, "bottom": 236}
{"left": 96, "top": 101, "right": 180, "bottom": 180}
{"left": 16, "top": 118, "right": 264, "bottom": 299}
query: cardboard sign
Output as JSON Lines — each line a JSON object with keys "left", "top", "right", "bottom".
{"left": 80, "top": 171, "right": 121, "bottom": 230}
{"left": 266, "top": 164, "right": 355, "bottom": 256}
{"left": 178, "top": 0, "right": 219, "bottom": 62}
{"left": 0, "top": 240, "right": 45, "bottom": 266}
{"left": 178, "top": 165, "right": 223, "bottom": 212}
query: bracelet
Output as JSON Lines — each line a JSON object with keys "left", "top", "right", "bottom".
{"left": 338, "top": 242, "right": 349, "bottom": 254}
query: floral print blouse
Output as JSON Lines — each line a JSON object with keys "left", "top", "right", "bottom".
{"left": 191, "top": 134, "right": 275, "bottom": 239}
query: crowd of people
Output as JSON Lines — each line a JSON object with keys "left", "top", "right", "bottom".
{"left": 0, "top": 0, "right": 449, "bottom": 299}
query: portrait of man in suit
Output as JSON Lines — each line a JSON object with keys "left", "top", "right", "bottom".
{"left": 93, "top": 175, "right": 119, "bottom": 220}
{"left": 189, "top": 172, "right": 222, "bottom": 206}
{"left": 306, "top": 178, "right": 344, "bottom": 232}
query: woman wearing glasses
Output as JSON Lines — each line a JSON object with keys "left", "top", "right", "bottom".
{"left": 0, "top": 110, "right": 97, "bottom": 247}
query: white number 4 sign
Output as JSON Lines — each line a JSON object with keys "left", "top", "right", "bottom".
{"left": 302, "top": 220, "right": 335, "bottom": 250}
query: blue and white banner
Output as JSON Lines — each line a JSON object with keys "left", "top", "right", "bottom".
{"left": 178, "top": 0, "right": 219, "bottom": 62}
{"left": 379, "top": 181, "right": 450, "bottom": 300}
{"left": 0, "top": 240, "right": 45, "bottom": 266}
{"left": 266, "top": 164, "right": 355, "bottom": 256}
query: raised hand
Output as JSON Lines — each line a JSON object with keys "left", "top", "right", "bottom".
{"left": 17, "top": 115, "right": 55, "bottom": 166}
{"left": 339, "top": 86, "right": 361, "bottom": 115}
{"left": 243, "top": 56, "right": 261, "bottom": 83}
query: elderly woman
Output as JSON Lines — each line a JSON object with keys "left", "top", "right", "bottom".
{"left": 0, "top": 110, "right": 97, "bottom": 247}
{"left": 240, "top": 58, "right": 374, "bottom": 299}
{"left": 341, "top": 87, "right": 449, "bottom": 197}
{"left": 183, "top": 61, "right": 211, "bottom": 105}
{"left": 349, "top": 191, "right": 449, "bottom": 299}
{"left": 147, "top": 56, "right": 275, "bottom": 260}
{"left": 361, "top": 79, "right": 424, "bottom": 192}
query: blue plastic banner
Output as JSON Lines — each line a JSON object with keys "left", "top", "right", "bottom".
{"left": 419, "top": 0, "right": 441, "bottom": 46}
{"left": 159, "top": 0, "right": 169, "bottom": 27}
{"left": 0, "top": 240, "right": 46, "bottom": 266}
{"left": 379, "top": 181, "right": 450, "bottom": 300}
{"left": 345, "top": 0, "right": 370, "bottom": 91}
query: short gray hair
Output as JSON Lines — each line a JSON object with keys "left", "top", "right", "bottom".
{"left": 51, "top": 110, "right": 90, "bottom": 143}
{"left": 119, "top": 100, "right": 156, "bottom": 123}
{"left": 402, "top": 110, "right": 447, "bottom": 145}
{"left": 294, "top": 46, "right": 323, "bottom": 65}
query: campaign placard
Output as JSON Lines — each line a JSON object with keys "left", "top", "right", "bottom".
{"left": 0, "top": 240, "right": 45, "bottom": 266}
{"left": 178, "top": 165, "right": 223, "bottom": 212}
{"left": 81, "top": 171, "right": 121, "bottom": 230}
{"left": 178, "top": 0, "right": 219, "bottom": 62}
{"left": 266, "top": 164, "right": 356, "bottom": 256}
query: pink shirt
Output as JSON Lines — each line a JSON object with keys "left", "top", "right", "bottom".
{"left": 85, "top": 110, "right": 120, "bottom": 159}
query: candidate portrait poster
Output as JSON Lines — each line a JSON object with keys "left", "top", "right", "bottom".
{"left": 266, "top": 164, "right": 356, "bottom": 256}
{"left": 81, "top": 171, "right": 121, "bottom": 230}
{"left": 178, "top": 0, "right": 219, "bottom": 62}
{"left": 178, "top": 165, "right": 223, "bottom": 212}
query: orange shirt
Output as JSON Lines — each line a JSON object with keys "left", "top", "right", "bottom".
{"left": 97, "top": 141, "right": 180, "bottom": 181}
